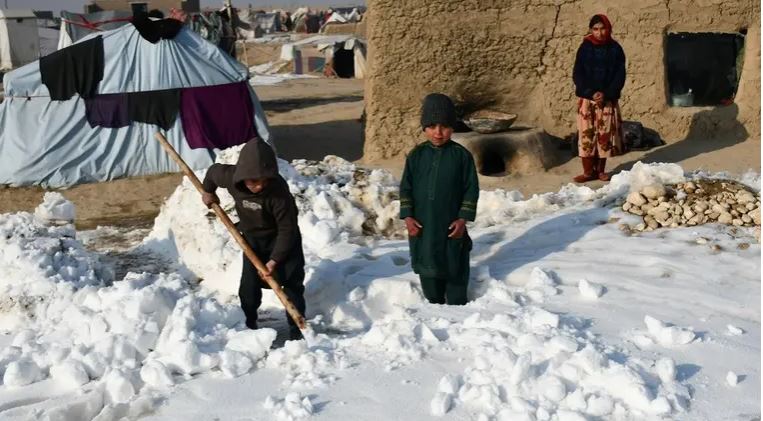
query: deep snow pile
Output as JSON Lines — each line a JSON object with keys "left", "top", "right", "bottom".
{"left": 0, "top": 156, "right": 759, "bottom": 420}
{"left": 0, "top": 196, "right": 287, "bottom": 419}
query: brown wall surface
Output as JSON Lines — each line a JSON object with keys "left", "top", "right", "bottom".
{"left": 364, "top": 0, "right": 761, "bottom": 161}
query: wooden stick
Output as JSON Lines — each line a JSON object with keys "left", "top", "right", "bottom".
{"left": 154, "top": 132, "right": 307, "bottom": 330}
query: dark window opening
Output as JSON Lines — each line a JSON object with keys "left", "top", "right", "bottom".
{"left": 666, "top": 32, "right": 745, "bottom": 106}
{"left": 333, "top": 49, "right": 355, "bottom": 78}
{"left": 131, "top": 3, "right": 149, "bottom": 16}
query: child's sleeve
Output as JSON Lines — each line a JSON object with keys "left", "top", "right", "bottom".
{"left": 202, "top": 164, "right": 235, "bottom": 192}
{"left": 399, "top": 154, "right": 415, "bottom": 219}
{"left": 458, "top": 152, "right": 479, "bottom": 222}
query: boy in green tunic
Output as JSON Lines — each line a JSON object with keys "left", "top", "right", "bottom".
{"left": 399, "top": 93, "right": 479, "bottom": 305}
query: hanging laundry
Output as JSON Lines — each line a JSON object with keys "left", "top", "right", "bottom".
{"left": 84, "top": 93, "right": 129, "bottom": 128}
{"left": 40, "top": 36, "right": 104, "bottom": 100}
{"left": 127, "top": 89, "right": 180, "bottom": 130}
{"left": 132, "top": 13, "right": 184, "bottom": 44}
{"left": 180, "top": 81, "right": 257, "bottom": 149}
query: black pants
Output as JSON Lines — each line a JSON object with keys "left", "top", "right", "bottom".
{"left": 239, "top": 232, "right": 306, "bottom": 328}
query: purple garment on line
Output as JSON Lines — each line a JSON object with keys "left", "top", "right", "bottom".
{"left": 180, "top": 81, "right": 257, "bottom": 149}
{"left": 84, "top": 93, "right": 129, "bottom": 128}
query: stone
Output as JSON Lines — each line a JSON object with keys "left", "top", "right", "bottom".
{"left": 654, "top": 211, "right": 670, "bottom": 222}
{"left": 696, "top": 237, "right": 709, "bottom": 244}
{"left": 712, "top": 204, "right": 726, "bottom": 214}
{"left": 750, "top": 208, "right": 761, "bottom": 225}
{"left": 626, "top": 192, "right": 647, "bottom": 207}
{"left": 635, "top": 223, "right": 646, "bottom": 231}
{"left": 645, "top": 216, "right": 659, "bottom": 230}
{"left": 708, "top": 212, "right": 720, "bottom": 220}
{"left": 683, "top": 208, "right": 695, "bottom": 220}
{"left": 738, "top": 242, "right": 750, "bottom": 250}
{"left": 630, "top": 208, "right": 645, "bottom": 216}
{"left": 718, "top": 212, "right": 733, "bottom": 224}
{"left": 622, "top": 202, "right": 632, "bottom": 212}
{"left": 737, "top": 192, "right": 756, "bottom": 204}
{"left": 732, "top": 218, "right": 744, "bottom": 226}
{"left": 746, "top": 202, "right": 756, "bottom": 211}
{"left": 685, "top": 181, "right": 696, "bottom": 190}
{"left": 694, "top": 202, "right": 709, "bottom": 212}
{"left": 642, "top": 184, "right": 666, "bottom": 200}
{"left": 742, "top": 214, "right": 752, "bottom": 224}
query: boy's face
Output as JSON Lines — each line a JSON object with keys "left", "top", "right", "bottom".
{"left": 424, "top": 124, "right": 453, "bottom": 147}
{"left": 244, "top": 178, "right": 269, "bottom": 194}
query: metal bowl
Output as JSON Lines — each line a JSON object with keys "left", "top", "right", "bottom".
{"left": 463, "top": 110, "right": 518, "bottom": 134}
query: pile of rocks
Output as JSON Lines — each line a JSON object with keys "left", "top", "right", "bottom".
{"left": 621, "top": 179, "right": 760, "bottom": 231}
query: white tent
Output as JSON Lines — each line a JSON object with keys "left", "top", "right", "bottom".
{"left": 0, "top": 23, "right": 271, "bottom": 187}
{"left": 280, "top": 35, "right": 366, "bottom": 78}
{"left": 0, "top": 9, "right": 40, "bottom": 71}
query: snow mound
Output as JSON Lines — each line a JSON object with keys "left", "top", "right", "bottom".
{"left": 34, "top": 192, "right": 76, "bottom": 223}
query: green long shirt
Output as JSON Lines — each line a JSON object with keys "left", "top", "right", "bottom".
{"left": 399, "top": 140, "right": 479, "bottom": 279}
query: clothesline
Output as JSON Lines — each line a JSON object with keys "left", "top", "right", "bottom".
{"left": 62, "top": 15, "right": 133, "bottom": 31}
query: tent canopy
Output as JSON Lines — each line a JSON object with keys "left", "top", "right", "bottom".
{"left": 0, "top": 23, "right": 271, "bottom": 187}
{"left": 0, "top": 9, "right": 40, "bottom": 71}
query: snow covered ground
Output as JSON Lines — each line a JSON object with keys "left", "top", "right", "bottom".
{"left": 0, "top": 154, "right": 758, "bottom": 421}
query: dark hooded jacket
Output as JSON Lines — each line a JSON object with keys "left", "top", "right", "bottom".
{"left": 202, "top": 140, "right": 301, "bottom": 263}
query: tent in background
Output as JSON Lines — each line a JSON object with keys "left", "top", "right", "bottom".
{"left": 280, "top": 35, "right": 366, "bottom": 78}
{"left": 0, "top": 9, "right": 39, "bottom": 71}
{"left": 0, "top": 23, "right": 271, "bottom": 187}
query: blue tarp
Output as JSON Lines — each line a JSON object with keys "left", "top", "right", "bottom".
{"left": 0, "top": 24, "right": 271, "bottom": 187}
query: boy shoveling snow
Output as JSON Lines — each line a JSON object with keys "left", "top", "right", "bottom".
{"left": 201, "top": 140, "right": 306, "bottom": 340}
{"left": 400, "top": 93, "right": 479, "bottom": 305}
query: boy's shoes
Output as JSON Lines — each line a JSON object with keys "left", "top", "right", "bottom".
{"left": 245, "top": 320, "right": 258, "bottom": 330}
{"left": 288, "top": 325, "right": 303, "bottom": 341}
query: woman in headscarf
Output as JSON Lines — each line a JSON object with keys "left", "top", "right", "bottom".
{"left": 572, "top": 14, "right": 626, "bottom": 182}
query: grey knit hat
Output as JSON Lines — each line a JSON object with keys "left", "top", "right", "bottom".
{"left": 420, "top": 93, "right": 457, "bottom": 129}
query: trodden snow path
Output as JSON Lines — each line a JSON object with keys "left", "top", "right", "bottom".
{"left": 0, "top": 157, "right": 759, "bottom": 420}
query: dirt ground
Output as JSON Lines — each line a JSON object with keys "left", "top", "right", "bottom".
{"left": 0, "top": 77, "right": 759, "bottom": 229}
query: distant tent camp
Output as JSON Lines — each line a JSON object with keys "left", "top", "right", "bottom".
{"left": 280, "top": 35, "right": 366, "bottom": 79}
{"left": 0, "top": 23, "right": 271, "bottom": 187}
{"left": 0, "top": 9, "right": 40, "bottom": 71}
{"left": 57, "top": 11, "right": 132, "bottom": 50}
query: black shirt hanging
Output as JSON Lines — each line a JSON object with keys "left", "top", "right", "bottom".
{"left": 40, "top": 36, "right": 104, "bottom": 101}
{"left": 127, "top": 89, "right": 180, "bottom": 130}
{"left": 132, "top": 13, "right": 184, "bottom": 44}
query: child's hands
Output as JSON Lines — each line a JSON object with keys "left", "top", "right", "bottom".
{"left": 448, "top": 218, "right": 466, "bottom": 239}
{"left": 201, "top": 192, "right": 220, "bottom": 208}
{"left": 259, "top": 259, "right": 278, "bottom": 278}
{"left": 593, "top": 91, "right": 604, "bottom": 105}
{"left": 404, "top": 217, "right": 423, "bottom": 237}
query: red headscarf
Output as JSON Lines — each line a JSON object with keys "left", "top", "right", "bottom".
{"left": 584, "top": 14, "right": 613, "bottom": 45}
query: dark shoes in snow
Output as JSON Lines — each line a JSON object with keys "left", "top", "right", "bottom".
{"left": 245, "top": 320, "right": 258, "bottom": 330}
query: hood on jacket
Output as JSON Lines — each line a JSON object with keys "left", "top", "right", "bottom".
{"left": 232, "top": 139, "right": 279, "bottom": 185}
